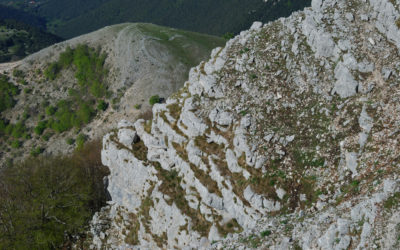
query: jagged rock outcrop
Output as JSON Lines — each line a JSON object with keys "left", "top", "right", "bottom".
{"left": 88, "top": 0, "right": 400, "bottom": 249}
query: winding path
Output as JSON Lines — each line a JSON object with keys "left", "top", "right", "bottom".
{"left": 0, "top": 61, "right": 21, "bottom": 73}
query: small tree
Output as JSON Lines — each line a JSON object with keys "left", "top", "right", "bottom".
{"left": 97, "top": 100, "right": 108, "bottom": 111}
{"left": 34, "top": 121, "right": 47, "bottom": 135}
{"left": 149, "top": 95, "right": 160, "bottom": 105}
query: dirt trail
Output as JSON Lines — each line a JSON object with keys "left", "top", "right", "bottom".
{"left": 0, "top": 61, "right": 21, "bottom": 73}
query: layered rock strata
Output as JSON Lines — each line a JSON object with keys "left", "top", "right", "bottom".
{"left": 89, "top": 0, "right": 400, "bottom": 249}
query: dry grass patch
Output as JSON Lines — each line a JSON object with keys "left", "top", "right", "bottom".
{"left": 189, "top": 163, "right": 222, "bottom": 197}
{"left": 124, "top": 213, "right": 140, "bottom": 245}
{"left": 216, "top": 218, "right": 243, "bottom": 237}
{"left": 167, "top": 103, "right": 182, "bottom": 120}
{"left": 153, "top": 163, "right": 212, "bottom": 237}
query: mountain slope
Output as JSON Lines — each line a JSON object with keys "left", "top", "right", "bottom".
{"left": 89, "top": 0, "right": 400, "bottom": 249}
{"left": 0, "top": 23, "right": 224, "bottom": 167}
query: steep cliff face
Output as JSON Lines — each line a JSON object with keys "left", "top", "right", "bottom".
{"left": 91, "top": 0, "right": 400, "bottom": 249}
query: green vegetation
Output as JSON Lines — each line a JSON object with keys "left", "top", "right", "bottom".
{"left": 239, "top": 234, "right": 261, "bottom": 248}
{"left": 222, "top": 32, "right": 234, "bottom": 40}
{"left": 260, "top": 230, "right": 271, "bottom": 237}
{"left": 45, "top": 105, "right": 56, "bottom": 116}
{"left": 149, "top": 95, "right": 161, "bottom": 105}
{"left": 10, "top": 139, "right": 21, "bottom": 148}
{"left": 5, "top": 0, "right": 310, "bottom": 39}
{"left": 0, "top": 18, "right": 61, "bottom": 62}
{"left": 30, "top": 146, "right": 44, "bottom": 157}
{"left": 44, "top": 44, "right": 108, "bottom": 99}
{"left": 48, "top": 100, "right": 95, "bottom": 133}
{"left": 34, "top": 120, "right": 47, "bottom": 135}
{"left": 97, "top": 100, "right": 108, "bottom": 111}
{"left": 9, "top": 121, "right": 27, "bottom": 139}
{"left": 44, "top": 61, "right": 60, "bottom": 80}
{"left": 0, "top": 119, "right": 7, "bottom": 135}
{"left": 138, "top": 23, "right": 225, "bottom": 68}
{"left": 0, "top": 74, "right": 19, "bottom": 113}
{"left": 384, "top": 192, "right": 400, "bottom": 209}
{"left": 12, "top": 69, "right": 24, "bottom": 78}
{"left": 0, "top": 45, "right": 109, "bottom": 156}
{"left": 43, "top": 44, "right": 109, "bottom": 133}
{"left": 41, "top": 132, "right": 53, "bottom": 141}
{"left": 76, "top": 133, "right": 86, "bottom": 150}
{"left": 66, "top": 137, "right": 75, "bottom": 145}
{"left": 0, "top": 140, "right": 109, "bottom": 249}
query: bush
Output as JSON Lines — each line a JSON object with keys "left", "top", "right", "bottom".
{"left": 34, "top": 121, "right": 47, "bottom": 135}
{"left": 12, "top": 69, "right": 24, "bottom": 78}
{"left": 44, "top": 62, "right": 61, "bottom": 80}
{"left": 260, "top": 230, "right": 271, "bottom": 237}
{"left": 42, "top": 132, "right": 53, "bottom": 141}
{"left": 74, "top": 103, "right": 95, "bottom": 128}
{"left": 45, "top": 105, "right": 56, "bottom": 116}
{"left": 11, "top": 140, "right": 22, "bottom": 148}
{"left": 0, "top": 119, "right": 8, "bottom": 134}
{"left": 66, "top": 138, "right": 75, "bottom": 145}
{"left": 97, "top": 100, "right": 108, "bottom": 111}
{"left": 51, "top": 100, "right": 74, "bottom": 132}
{"left": 40, "top": 45, "right": 110, "bottom": 135}
{"left": 5, "top": 123, "right": 13, "bottom": 135}
{"left": 58, "top": 46, "right": 74, "bottom": 67}
{"left": 222, "top": 32, "right": 234, "bottom": 40}
{"left": 22, "top": 111, "right": 29, "bottom": 120}
{"left": 134, "top": 104, "right": 141, "bottom": 109}
{"left": 0, "top": 74, "right": 19, "bottom": 112}
{"left": 22, "top": 132, "right": 30, "bottom": 140}
{"left": 30, "top": 146, "right": 44, "bottom": 157}
{"left": 23, "top": 88, "right": 32, "bottom": 94}
{"left": 90, "top": 80, "right": 106, "bottom": 98}
{"left": 149, "top": 95, "right": 160, "bottom": 105}
{"left": 11, "top": 122, "right": 26, "bottom": 138}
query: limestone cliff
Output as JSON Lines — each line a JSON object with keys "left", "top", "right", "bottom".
{"left": 90, "top": 0, "right": 400, "bottom": 249}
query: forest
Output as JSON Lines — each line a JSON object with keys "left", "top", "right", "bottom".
{"left": 0, "top": 140, "right": 109, "bottom": 249}
{"left": 0, "top": 0, "right": 311, "bottom": 39}
{"left": 0, "top": 18, "right": 61, "bottom": 62}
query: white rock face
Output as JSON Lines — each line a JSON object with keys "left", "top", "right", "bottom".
{"left": 332, "top": 63, "right": 359, "bottom": 98}
{"left": 88, "top": 0, "right": 400, "bottom": 249}
{"left": 117, "top": 128, "right": 138, "bottom": 149}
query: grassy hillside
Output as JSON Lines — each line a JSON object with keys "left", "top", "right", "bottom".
{"left": 0, "top": 22, "right": 224, "bottom": 166}
{"left": 0, "top": 0, "right": 311, "bottom": 39}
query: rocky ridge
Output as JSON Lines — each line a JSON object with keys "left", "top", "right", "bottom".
{"left": 90, "top": 0, "right": 400, "bottom": 249}
{"left": 0, "top": 23, "right": 223, "bottom": 165}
